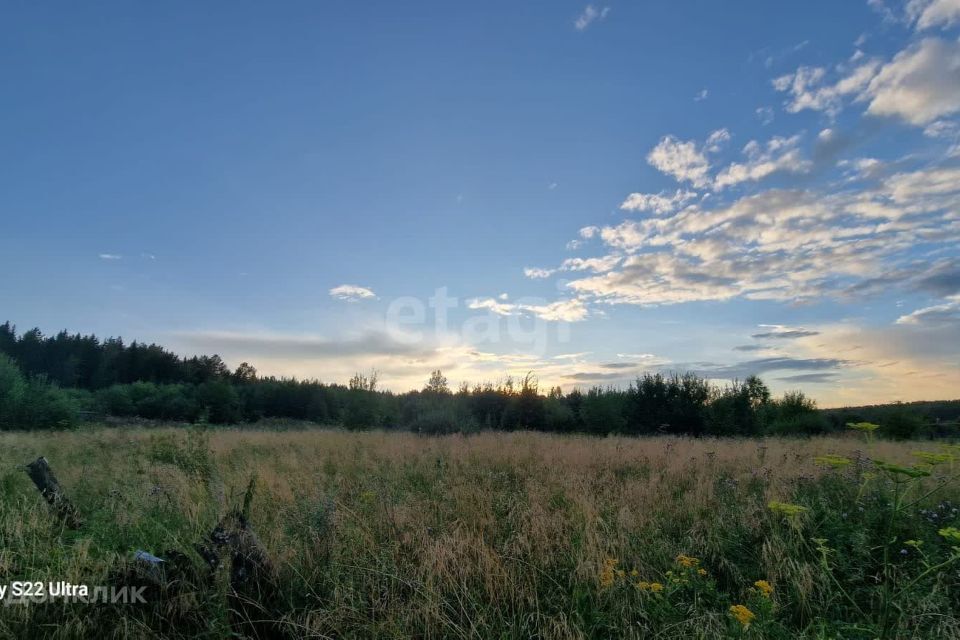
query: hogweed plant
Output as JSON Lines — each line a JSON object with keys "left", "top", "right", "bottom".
{"left": 808, "top": 443, "right": 960, "bottom": 639}
{"left": 847, "top": 421, "right": 880, "bottom": 443}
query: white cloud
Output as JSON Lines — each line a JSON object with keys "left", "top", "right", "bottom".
{"left": 773, "top": 61, "right": 880, "bottom": 117}
{"left": 865, "top": 38, "right": 960, "bottom": 126}
{"left": 694, "top": 88, "right": 709, "bottom": 101}
{"left": 646, "top": 135, "right": 712, "bottom": 188}
{"left": 468, "top": 297, "right": 589, "bottom": 322}
{"left": 522, "top": 298, "right": 589, "bottom": 322}
{"left": 868, "top": 0, "right": 901, "bottom": 24}
{"left": 523, "top": 267, "right": 556, "bottom": 279}
{"left": 99, "top": 254, "right": 122, "bottom": 260}
{"left": 885, "top": 166, "right": 960, "bottom": 202}
{"left": 908, "top": 0, "right": 960, "bottom": 29}
{"left": 468, "top": 297, "right": 517, "bottom": 316}
{"left": 644, "top": 129, "right": 802, "bottom": 192}
{"left": 923, "top": 119, "right": 960, "bottom": 137}
{"left": 329, "top": 284, "right": 377, "bottom": 302}
{"left": 620, "top": 189, "right": 698, "bottom": 215}
{"left": 563, "top": 162, "right": 960, "bottom": 306}
{"left": 705, "top": 128, "right": 731, "bottom": 152}
{"left": 560, "top": 255, "right": 622, "bottom": 273}
{"left": 579, "top": 225, "right": 599, "bottom": 239}
{"left": 896, "top": 295, "right": 960, "bottom": 325}
{"left": 771, "top": 36, "right": 960, "bottom": 128}
{"left": 553, "top": 352, "right": 592, "bottom": 360}
{"left": 714, "top": 134, "right": 811, "bottom": 189}
{"left": 574, "top": 4, "right": 610, "bottom": 31}
{"left": 756, "top": 106, "right": 775, "bottom": 125}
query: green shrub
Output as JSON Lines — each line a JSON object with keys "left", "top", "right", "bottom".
{"left": 0, "top": 354, "right": 78, "bottom": 429}
{"left": 882, "top": 410, "right": 926, "bottom": 440}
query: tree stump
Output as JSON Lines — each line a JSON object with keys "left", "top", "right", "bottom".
{"left": 209, "top": 509, "right": 285, "bottom": 639}
{"left": 25, "top": 456, "right": 83, "bottom": 529}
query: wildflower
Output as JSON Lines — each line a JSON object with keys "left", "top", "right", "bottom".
{"left": 754, "top": 580, "right": 773, "bottom": 597}
{"left": 730, "top": 604, "right": 756, "bottom": 628}
{"left": 630, "top": 569, "right": 639, "bottom": 577}
{"left": 904, "top": 539, "right": 923, "bottom": 548}
{"left": 697, "top": 568, "right": 708, "bottom": 576}
{"left": 676, "top": 554, "right": 700, "bottom": 568}
{"left": 633, "top": 580, "right": 663, "bottom": 593}
{"left": 939, "top": 527, "right": 960, "bottom": 544}
{"left": 847, "top": 422, "right": 879, "bottom": 433}
{"left": 768, "top": 501, "right": 808, "bottom": 517}
{"left": 599, "top": 557, "right": 618, "bottom": 589}
{"left": 814, "top": 454, "right": 852, "bottom": 468}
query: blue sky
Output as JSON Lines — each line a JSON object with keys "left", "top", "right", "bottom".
{"left": 2, "top": 0, "right": 959, "bottom": 405}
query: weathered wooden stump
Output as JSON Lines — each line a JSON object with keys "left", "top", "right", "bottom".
{"left": 25, "top": 456, "right": 83, "bottom": 529}
{"left": 210, "top": 509, "right": 284, "bottom": 639}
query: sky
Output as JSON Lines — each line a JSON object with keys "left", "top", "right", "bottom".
{"left": 2, "top": 0, "right": 959, "bottom": 407}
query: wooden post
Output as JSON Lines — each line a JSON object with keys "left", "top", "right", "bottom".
{"left": 25, "top": 456, "right": 83, "bottom": 529}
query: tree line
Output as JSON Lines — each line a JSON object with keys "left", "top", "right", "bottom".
{"left": 0, "top": 322, "right": 954, "bottom": 438}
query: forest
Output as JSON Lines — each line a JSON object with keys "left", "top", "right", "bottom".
{"left": 0, "top": 322, "right": 956, "bottom": 438}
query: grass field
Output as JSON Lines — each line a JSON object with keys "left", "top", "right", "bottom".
{"left": 1, "top": 426, "right": 959, "bottom": 639}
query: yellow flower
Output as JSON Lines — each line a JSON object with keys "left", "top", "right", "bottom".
{"left": 754, "top": 580, "right": 774, "bottom": 597}
{"left": 730, "top": 604, "right": 756, "bottom": 627}
{"left": 599, "top": 557, "right": 618, "bottom": 589}
{"left": 697, "top": 568, "right": 708, "bottom": 576}
{"left": 630, "top": 569, "right": 639, "bottom": 577}
{"left": 634, "top": 580, "right": 664, "bottom": 593}
{"left": 847, "top": 421, "right": 879, "bottom": 433}
{"left": 676, "top": 554, "right": 700, "bottom": 568}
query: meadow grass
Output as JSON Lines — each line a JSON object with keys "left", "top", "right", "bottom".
{"left": 0, "top": 426, "right": 958, "bottom": 638}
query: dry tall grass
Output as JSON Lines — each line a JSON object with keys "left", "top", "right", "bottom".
{"left": 0, "top": 427, "right": 956, "bottom": 639}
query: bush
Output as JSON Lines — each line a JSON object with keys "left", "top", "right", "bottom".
{"left": 196, "top": 380, "right": 241, "bottom": 424}
{"left": 409, "top": 408, "right": 473, "bottom": 434}
{"left": 766, "top": 391, "right": 827, "bottom": 435}
{"left": 882, "top": 410, "right": 926, "bottom": 440}
{"left": 0, "top": 354, "right": 28, "bottom": 428}
{"left": 0, "top": 354, "right": 78, "bottom": 429}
